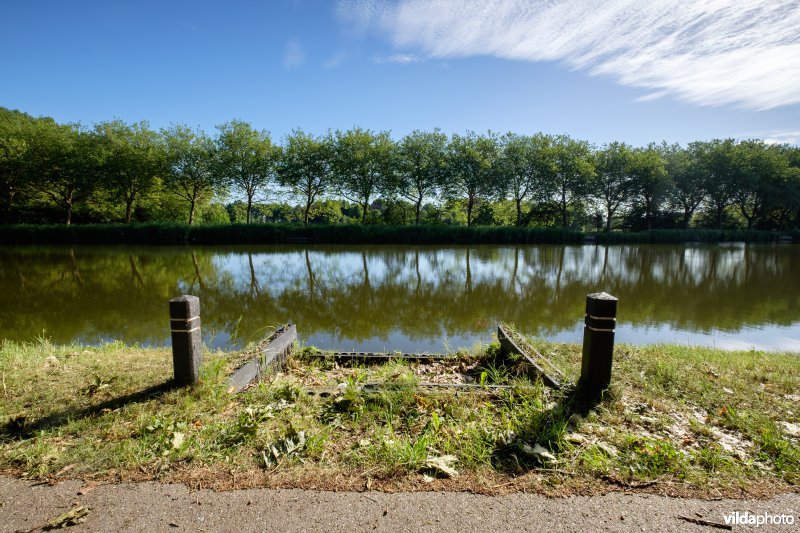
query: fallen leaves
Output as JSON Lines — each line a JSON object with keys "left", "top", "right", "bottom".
{"left": 171, "top": 431, "right": 185, "bottom": 450}
{"left": 78, "top": 375, "right": 117, "bottom": 397}
{"left": 523, "top": 444, "right": 557, "bottom": 465}
{"left": 263, "top": 429, "right": 306, "bottom": 467}
{"left": 43, "top": 505, "right": 90, "bottom": 530}
{"left": 77, "top": 481, "right": 99, "bottom": 495}
{"left": 424, "top": 455, "right": 459, "bottom": 478}
{"left": 781, "top": 421, "right": 800, "bottom": 437}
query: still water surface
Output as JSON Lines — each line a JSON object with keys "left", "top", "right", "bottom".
{"left": 1, "top": 244, "right": 799, "bottom": 351}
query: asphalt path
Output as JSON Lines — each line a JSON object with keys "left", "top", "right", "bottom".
{"left": 1, "top": 476, "right": 798, "bottom": 532}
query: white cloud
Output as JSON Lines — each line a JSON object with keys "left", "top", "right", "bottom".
{"left": 323, "top": 50, "right": 347, "bottom": 69}
{"left": 337, "top": 0, "right": 800, "bottom": 110}
{"left": 372, "top": 53, "right": 420, "bottom": 64}
{"left": 745, "top": 130, "right": 800, "bottom": 146}
{"left": 282, "top": 40, "right": 306, "bottom": 69}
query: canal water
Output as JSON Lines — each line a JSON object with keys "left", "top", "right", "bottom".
{"left": 1, "top": 243, "right": 798, "bottom": 352}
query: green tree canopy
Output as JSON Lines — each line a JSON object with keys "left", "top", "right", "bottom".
{"left": 591, "top": 142, "right": 634, "bottom": 232}
{"left": 446, "top": 131, "right": 500, "bottom": 227}
{"left": 27, "top": 121, "right": 101, "bottom": 225}
{"left": 277, "top": 129, "right": 334, "bottom": 225}
{"left": 163, "top": 125, "right": 220, "bottom": 225}
{"left": 96, "top": 120, "right": 166, "bottom": 223}
{"left": 0, "top": 108, "right": 35, "bottom": 222}
{"left": 698, "top": 139, "right": 739, "bottom": 229}
{"left": 331, "top": 127, "right": 395, "bottom": 224}
{"left": 662, "top": 142, "right": 706, "bottom": 229}
{"left": 216, "top": 120, "right": 279, "bottom": 224}
{"left": 498, "top": 133, "right": 555, "bottom": 227}
{"left": 393, "top": 129, "right": 449, "bottom": 224}
{"left": 629, "top": 145, "right": 670, "bottom": 231}
{"left": 546, "top": 135, "right": 594, "bottom": 228}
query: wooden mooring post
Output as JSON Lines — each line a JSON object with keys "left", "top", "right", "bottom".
{"left": 169, "top": 295, "right": 202, "bottom": 386}
{"left": 579, "top": 292, "right": 618, "bottom": 393}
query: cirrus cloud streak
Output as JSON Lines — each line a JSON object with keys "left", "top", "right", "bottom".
{"left": 338, "top": 0, "right": 800, "bottom": 110}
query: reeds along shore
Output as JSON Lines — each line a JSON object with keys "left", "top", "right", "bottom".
{"left": 0, "top": 223, "right": 793, "bottom": 245}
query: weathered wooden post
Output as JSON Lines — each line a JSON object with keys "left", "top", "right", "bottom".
{"left": 169, "top": 295, "right": 202, "bottom": 386}
{"left": 579, "top": 292, "right": 618, "bottom": 393}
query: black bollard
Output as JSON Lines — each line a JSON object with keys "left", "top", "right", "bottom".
{"left": 169, "top": 295, "right": 202, "bottom": 385}
{"left": 579, "top": 292, "right": 618, "bottom": 393}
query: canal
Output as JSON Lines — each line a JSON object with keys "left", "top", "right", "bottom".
{"left": 1, "top": 243, "right": 798, "bottom": 351}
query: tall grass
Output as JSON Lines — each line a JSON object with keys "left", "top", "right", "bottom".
{"left": 0, "top": 223, "right": 583, "bottom": 245}
{"left": 1, "top": 223, "right": 794, "bottom": 245}
{"left": 590, "top": 228, "right": 783, "bottom": 244}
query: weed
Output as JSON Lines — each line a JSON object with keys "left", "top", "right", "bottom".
{"left": 695, "top": 445, "right": 733, "bottom": 474}
{"left": 620, "top": 436, "right": 686, "bottom": 479}
{"left": 1, "top": 337, "right": 798, "bottom": 492}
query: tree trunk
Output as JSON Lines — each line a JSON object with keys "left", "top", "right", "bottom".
{"left": 305, "top": 249, "right": 315, "bottom": 295}
{"left": 129, "top": 255, "right": 144, "bottom": 288}
{"left": 465, "top": 249, "right": 472, "bottom": 291}
{"left": 361, "top": 201, "right": 369, "bottom": 224}
{"left": 192, "top": 250, "right": 205, "bottom": 291}
{"left": 605, "top": 206, "right": 612, "bottom": 232}
{"left": 3, "top": 189, "right": 15, "bottom": 224}
{"left": 415, "top": 250, "right": 421, "bottom": 293}
{"left": 739, "top": 204, "right": 757, "bottom": 230}
{"left": 361, "top": 251, "right": 370, "bottom": 290}
{"left": 415, "top": 197, "right": 423, "bottom": 225}
{"left": 125, "top": 195, "right": 135, "bottom": 223}
{"left": 62, "top": 187, "right": 75, "bottom": 225}
{"left": 684, "top": 206, "right": 692, "bottom": 229}
{"left": 515, "top": 198, "right": 522, "bottom": 227}
{"left": 303, "top": 202, "right": 311, "bottom": 225}
{"left": 466, "top": 197, "right": 474, "bottom": 227}
{"left": 188, "top": 198, "right": 196, "bottom": 225}
{"left": 246, "top": 195, "right": 253, "bottom": 224}
{"left": 561, "top": 191, "right": 568, "bottom": 228}
{"left": 248, "top": 252, "right": 259, "bottom": 297}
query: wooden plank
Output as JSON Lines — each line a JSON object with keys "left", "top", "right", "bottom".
{"left": 361, "top": 381, "right": 510, "bottom": 390}
{"left": 304, "top": 351, "right": 454, "bottom": 362}
{"left": 260, "top": 324, "right": 297, "bottom": 370}
{"left": 227, "top": 324, "right": 297, "bottom": 393}
{"left": 497, "top": 324, "right": 564, "bottom": 389}
{"left": 498, "top": 324, "right": 566, "bottom": 379}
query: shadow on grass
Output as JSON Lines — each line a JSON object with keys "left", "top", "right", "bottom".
{"left": 490, "top": 383, "right": 608, "bottom": 473}
{"left": 1, "top": 380, "right": 180, "bottom": 441}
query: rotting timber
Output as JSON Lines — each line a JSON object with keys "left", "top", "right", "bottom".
{"left": 226, "top": 322, "right": 568, "bottom": 395}
{"left": 303, "top": 350, "right": 457, "bottom": 363}
{"left": 496, "top": 324, "right": 566, "bottom": 389}
{"left": 227, "top": 324, "right": 297, "bottom": 393}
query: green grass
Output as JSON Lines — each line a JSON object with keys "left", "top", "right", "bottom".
{"left": 1, "top": 337, "right": 798, "bottom": 494}
{"left": 591, "top": 228, "right": 783, "bottom": 244}
{"left": 1, "top": 222, "right": 793, "bottom": 245}
{"left": 0, "top": 223, "right": 583, "bottom": 245}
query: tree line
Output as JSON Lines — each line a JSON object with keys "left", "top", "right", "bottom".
{"left": 2, "top": 106, "right": 799, "bottom": 231}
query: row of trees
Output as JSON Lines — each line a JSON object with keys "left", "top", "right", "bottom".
{"left": 2, "top": 107, "right": 799, "bottom": 230}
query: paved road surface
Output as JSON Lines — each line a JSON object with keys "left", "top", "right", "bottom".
{"left": 1, "top": 476, "right": 798, "bottom": 532}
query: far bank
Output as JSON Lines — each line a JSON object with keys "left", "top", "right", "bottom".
{"left": 1, "top": 223, "right": 797, "bottom": 245}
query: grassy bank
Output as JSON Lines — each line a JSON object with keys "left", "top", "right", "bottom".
{"left": 1, "top": 337, "right": 798, "bottom": 496}
{"left": 0, "top": 222, "right": 795, "bottom": 245}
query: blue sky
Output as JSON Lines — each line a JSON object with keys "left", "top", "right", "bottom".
{"left": 2, "top": 0, "right": 798, "bottom": 146}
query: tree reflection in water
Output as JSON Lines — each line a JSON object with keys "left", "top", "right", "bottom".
{"left": 1, "top": 244, "right": 799, "bottom": 351}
